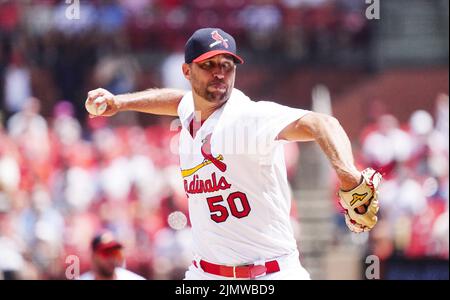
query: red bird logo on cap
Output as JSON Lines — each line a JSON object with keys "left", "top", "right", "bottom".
{"left": 210, "top": 30, "right": 229, "bottom": 49}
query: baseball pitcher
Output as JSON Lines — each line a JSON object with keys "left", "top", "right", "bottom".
{"left": 85, "top": 28, "right": 381, "bottom": 280}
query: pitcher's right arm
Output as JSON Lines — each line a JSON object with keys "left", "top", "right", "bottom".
{"left": 86, "top": 88, "right": 188, "bottom": 117}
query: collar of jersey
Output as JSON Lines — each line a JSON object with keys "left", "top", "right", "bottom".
{"left": 181, "top": 88, "right": 242, "bottom": 134}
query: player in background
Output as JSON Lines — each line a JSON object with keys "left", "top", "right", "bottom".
{"left": 79, "top": 231, "right": 145, "bottom": 280}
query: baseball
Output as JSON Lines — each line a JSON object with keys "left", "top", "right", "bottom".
{"left": 86, "top": 96, "right": 108, "bottom": 116}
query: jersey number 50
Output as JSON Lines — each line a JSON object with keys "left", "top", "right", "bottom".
{"left": 206, "top": 192, "right": 251, "bottom": 223}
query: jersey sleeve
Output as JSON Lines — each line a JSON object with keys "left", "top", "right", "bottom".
{"left": 251, "top": 101, "right": 311, "bottom": 152}
{"left": 177, "top": 91, "right": 194, "bottom": 125}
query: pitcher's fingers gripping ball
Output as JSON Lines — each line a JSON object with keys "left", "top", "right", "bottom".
{"left": 85, "top": 96, "right": 108, "bottom": 116}
{"left": 338, "top": 168, "right": 382, "bottom": 233}
{"left": 85, "top": 88, "right": 119, "bottom": 117}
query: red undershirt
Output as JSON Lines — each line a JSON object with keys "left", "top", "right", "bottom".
{"left": 189, "top": 118, "right": 205, "bottom": 139}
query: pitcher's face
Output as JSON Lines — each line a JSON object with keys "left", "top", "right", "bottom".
{"left": 183, "top": 54, "right": 236, "bottom": 103}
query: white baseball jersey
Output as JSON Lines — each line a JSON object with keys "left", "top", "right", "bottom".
{"left": 79, "top": 267, "right": 145, "bottom": 280}
{"left": 177, "top": 88, "right": 310, "bottom": 266}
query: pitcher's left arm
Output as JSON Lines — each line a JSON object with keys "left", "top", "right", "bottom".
{"left": 278, "top": 112, "right": 382, "bottom": 233}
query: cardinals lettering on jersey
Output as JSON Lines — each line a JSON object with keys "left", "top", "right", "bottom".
{"left": 182, "top": 133, "right": 231, "bottom": 196}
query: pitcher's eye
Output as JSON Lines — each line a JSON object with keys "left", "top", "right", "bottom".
{"left": 200, "top": 61, "right": 212, "bottom": 69}
{"left": 221, "top": 62, "right": 234, "bottom": 71}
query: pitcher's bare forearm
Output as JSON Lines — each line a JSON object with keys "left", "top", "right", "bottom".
{"left": 278, "top": 112, "right": 361, "bottom": 190}
{"left": 308, "top": 115, "right": 360, "bottom": 190}
{"left": 86, "top": 88, "right": 187, "bottom": 117}
{"left": 116, "top": 88, "right": 187, "bottom": 116}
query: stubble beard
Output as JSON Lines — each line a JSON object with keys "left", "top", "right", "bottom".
{"left": 205, "top": 88, "right": 229, "bottom": 102}
{"left": 191, "top": 80, "right": 230, "bottom": 103}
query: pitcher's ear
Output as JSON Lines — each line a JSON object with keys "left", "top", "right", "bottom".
{"left": 182, "top": 63, "right": 190, "bottom": 80}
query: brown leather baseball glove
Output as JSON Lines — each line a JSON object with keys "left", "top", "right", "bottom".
{"left": 338, "top": 168, "right": 382, "bottom": 233}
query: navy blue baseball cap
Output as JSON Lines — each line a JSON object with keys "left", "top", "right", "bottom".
{"left": 91, "top": 231, "right": 123, "bottom": 252}
{"left": 184, "top": 28, "right": 244, "bottom": 64}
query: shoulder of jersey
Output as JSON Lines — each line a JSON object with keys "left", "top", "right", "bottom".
{"left": 116, "top": 267, "right": 146, "bottom": 280}
{"left": 229, "top": 89, "right": 257, "bottom": 114}
{"left": 78, "top": 271, "right": 94, "bottom": 280}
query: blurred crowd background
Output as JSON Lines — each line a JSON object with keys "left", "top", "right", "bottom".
{"left": 0, "top": 0, "right": 448, "bottom": 279}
